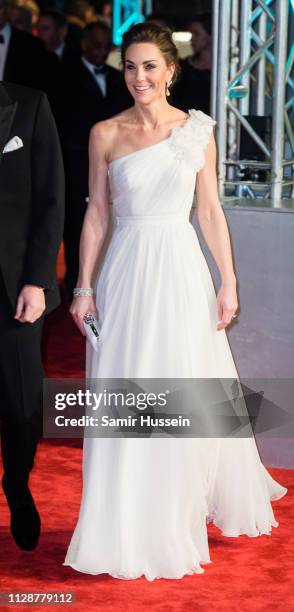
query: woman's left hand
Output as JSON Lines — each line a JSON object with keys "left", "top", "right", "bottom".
{"left": 216, "top": 281, "right": 239, "bottom": 331}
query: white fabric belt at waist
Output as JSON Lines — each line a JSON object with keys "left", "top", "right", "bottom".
{"left": 115, "top": 214, "right": 190, "bottom": 226}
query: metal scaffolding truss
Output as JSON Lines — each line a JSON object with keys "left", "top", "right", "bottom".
{"left": 211, "top": 0, "right": 294, "bottom": 204}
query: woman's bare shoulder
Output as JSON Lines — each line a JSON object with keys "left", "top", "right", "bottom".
{"left": 91, "top": 110, "right": 135, "bottom": 140}
{"left": 90, "top": 110, "right": 135, "bottom": 158}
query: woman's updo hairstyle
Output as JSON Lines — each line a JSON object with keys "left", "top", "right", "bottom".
{"left": 121, "top": 22, "right": 181, "bottom": 89}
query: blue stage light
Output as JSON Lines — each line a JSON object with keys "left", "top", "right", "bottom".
{"left": 112, "top": 0, "right": 145, "bottom": 46}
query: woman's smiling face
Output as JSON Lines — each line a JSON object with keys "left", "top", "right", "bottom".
{"left": 124, "top": 42, "right": 174, "bottom": 104}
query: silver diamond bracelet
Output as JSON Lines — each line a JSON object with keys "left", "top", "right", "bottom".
{"left": 73, "top": 288, "right": 94, "bottom": 297}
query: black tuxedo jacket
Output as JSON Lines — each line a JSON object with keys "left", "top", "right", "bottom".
{"left": 0, "top": 82, "right": 65, "bottom": 313}
{"left": 60, "top": 40, "right": 81, "bottom": 66}
{"left": 60, "top": 59, "right": 133, "bottom": 199}
{"left": 4, "top": 27, "right": 59, "bottom": 90}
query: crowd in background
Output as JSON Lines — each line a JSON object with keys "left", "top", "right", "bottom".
{"left": 0, "top": 0, "right": 212, "bottom": 295}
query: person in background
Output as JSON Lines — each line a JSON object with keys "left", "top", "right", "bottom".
{"left": 145, "top": 13, "right": 168, "bottom": 28}
{"left": 0, "top": 0, "right": 58, "bottom": 101}
{"left": 37, "top": 9, "right": 80, "bottom": 64}
{"left": 59, "top": 20, "right": 133, "bottom": 295}
{"left": 95, "top": 0, "right": 112, "bottom": 27}
{"left": 65, "top": 0, "right": 96, "bottom": 49}
{"left": 172, "top": 13, "right": 212, "bottom": 115}
{"left": 22, "top": 0, "right": 39, "bottom": 31}
{"left": 9, "top": 0, "right": 39, "bottom": 33}
{"left": 8, "top": 3, "right": 32, "bottom": 32}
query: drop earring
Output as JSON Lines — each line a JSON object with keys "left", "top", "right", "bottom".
{"left": 166, "top": 79, "right": 172, "bottom": 97}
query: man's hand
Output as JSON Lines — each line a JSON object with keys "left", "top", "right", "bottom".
{"left": 14, "top": 285, "right": 46, "bottom": 323}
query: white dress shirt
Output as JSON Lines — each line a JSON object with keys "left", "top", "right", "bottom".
{"left": 81, "top": 55, "right": 107, "bottom": 97}
{"left": 54, "top": 42, "right": 65, "bottom": 59}
{"left": 0, "top": 23, "right": 12, "bottom": 80}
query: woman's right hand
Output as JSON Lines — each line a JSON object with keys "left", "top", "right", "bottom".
{"left": 70, "top": 296, "right": 99, "bottom": 336}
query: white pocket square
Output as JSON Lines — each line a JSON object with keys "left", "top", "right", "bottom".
{"left": 3, "top": 136, "right": 24, "bottom": 153}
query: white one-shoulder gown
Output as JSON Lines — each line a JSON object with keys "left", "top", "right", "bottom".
{"left": 63, "top": 110, "right": 287, "bottom": 581}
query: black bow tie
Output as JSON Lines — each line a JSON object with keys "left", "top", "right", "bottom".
{"left": 94, "top": 65, "right": 107, "bottom": 75}
{"left": 0, "top": 34, "right": 4, "bottom": 44}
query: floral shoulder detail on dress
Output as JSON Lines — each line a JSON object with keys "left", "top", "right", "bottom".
{"left": 168, "top": 109, "right": 216, "bottom": 172}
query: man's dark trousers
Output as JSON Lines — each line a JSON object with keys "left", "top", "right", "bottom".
{"left": 0, "top": 271, "right": 44, "bottom": 510}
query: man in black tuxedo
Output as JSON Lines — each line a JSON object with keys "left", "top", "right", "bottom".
{"left": 37, "top": 9, "right": 81, "bottom": 66}
{"left": 60, "top": 20, "right": 133, "bottom": 294}
{"left": 0, "top": 0, "right": 59, "bottom": 106}
{"left": 0, "top": 81, "right": 64, "bottom": 550}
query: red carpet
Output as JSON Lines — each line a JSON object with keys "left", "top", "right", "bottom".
{"left": 0, "top": 302, "right": 293, "bottom": 611}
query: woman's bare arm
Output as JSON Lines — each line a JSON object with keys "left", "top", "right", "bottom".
{"left": 195, "top": 133, "right": 238, "bottom": 329}
{"left": 77, "top": 124, "right": 110, "bottom": 286}
{"left": 196, "top": 133, "right": 236, "bottom": 285}
{"left": 70, "top": 122, "right": 111, "bottom": 333}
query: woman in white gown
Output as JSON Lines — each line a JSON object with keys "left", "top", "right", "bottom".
{"left": 63, "top": 22, "right": 287, "bottom": 580}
